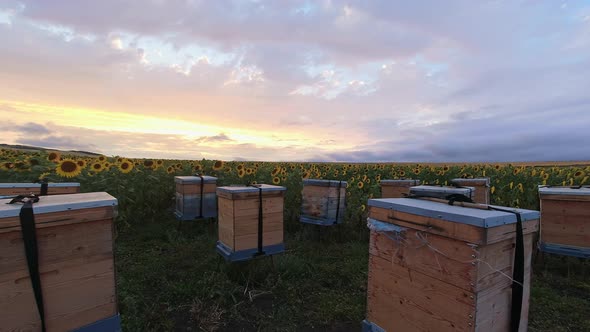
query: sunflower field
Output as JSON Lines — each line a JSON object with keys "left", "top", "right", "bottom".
{"left": 1, "top": 148, "right": 590, "bottom": 331}
{"left": 1, "top": 148, "right": 589, "bottom": 233}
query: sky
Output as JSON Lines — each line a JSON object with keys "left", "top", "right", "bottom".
{"left": 1, "top": 1, "right": 589, "bottom": 162}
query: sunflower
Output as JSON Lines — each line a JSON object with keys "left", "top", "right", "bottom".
{"left": 56, "top": 159, "right": 82, "bottom": 178}
{"left": 246, "top": 168, "right": 253, "bottom": 175}
{"left": 413, "top": 168, "right": 420, "bottom": 175}
{"left": 98, "top": 155, "right": 107, "bottom": 162}
{"left": 143, "top": 160, "right": 155, "bottom": 169}
{"left": 38, "top": 172, "right": 51, "bottom": 180}
{"left": 360, "top": 204, "right": 366, "bottom": 212}
{"left": 167, "top": 166, "right": 175, "bottom": 174}
{"left": 194, "top": 164, "right": 202, "bottom": 172}
{"left": 490, "top": 186, "right": 495, "bottom": 194}
{"left": 574, "top": 170, "right": 585, "bottom": 178}
{"left": 90, "top": 162, "right": 105, "bottom": 172}
{"left": 119, "top": 159, "right": 134, "bottom": 173}
{"left": 357, "top": 181, "right": 364, "bottom": 189}
{"left": 212, "top": 160, "right": 224, "bottom": 170}
{"left": 237, "top": 164, "right": 245, "bottom": 171}
{"left": 271, "top": 167, "right": 281, "bottom": 176}
{"left": 156, "top": 160, "right": 164, "bottom": 167}
{"left": 517, "top": 183, "right": 524, "bottom": 193}
{"left": 302, "top": 171, "right": 311, "bottom": 179}
{"left": 398, "top": 170, "right": 406, "bottom": 177}
{"left": 272, "top": 177, "right": 281, "bottom": 185}
{"left": 238, "top": 169, "right": 246, "bottom": 178}
{"left": 47, "top": 151, "right": 61, "bottom": 162}
{"left": 2, "top": 162, "right": 14, "bottom": 170}
{"left": 77, "top": 159, "right": 87, "bottom": 168}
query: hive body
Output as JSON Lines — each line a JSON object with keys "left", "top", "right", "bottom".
{"left": 364, "top": 198, "right": 539, "bottom": 332}
{"left": 216, "top": 185, "right": 286, "bottom": 261}
{"left": 0, "top": 192, "right": 120, "bottom": 331}
{"left": 380, "top": 179, "right": 421, "bottom": 198}
{"left": 538, "top": 186, "right": 590, "bottom": 258}
{"left": 300, "top": 179, "right": 347, "bottom": 226}
{"left": 174, "top": 176, "right": 217, "bottom": 220}
{"left": 451, "top": 178, "right": 491, "bottom": 204}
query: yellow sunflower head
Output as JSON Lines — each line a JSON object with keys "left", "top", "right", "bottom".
{"left": 194, "top": 164, "right": 202, "bottom": 172}
{"left": 91, "top": 162, "right": 104, "bottom": 172}
{"left": 47, "top": 151, "right": 61, "bottom": 162}
{"left": 56, "top": 159, "right": 82, "bottom": 178}
{"left": 98, "top": 155, "right": 107, "bottom": 162}
{"left": 119, "top": 159, "right": 134, "bottom": 173}
{"left": 357, "top": 181, "right": 364, "bottom": 189}
{"left": 143, "top": 159, "right": 155, "bottom": 169}
{"left": 167, "top": 166, "right": 175, "bottom": 174}
{"left": 272, "top": 177, "right": 280, "bottom": 185}
{"left": 212, "top": 160, "right": 224, "bottom": 170}
{"left": 76, "top": 159, "right": 87, "bottom": 168}
{"left": 238, "top": 169, "right": 246, "bottom": 178}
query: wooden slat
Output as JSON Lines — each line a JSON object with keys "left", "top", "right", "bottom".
{"left": 369, "top": 207, "right": 538, "bottom": 245}
{"left": 234, "top": 231, "right": 283, "bottom": 251}
{"left": 366, "top": 254, "right": 476, "bottom": 332}
{"left": 0, "top": 186, "right": 80, "bottom": 196}
{"left": 217, "top": 197, "right": 235, "bottom": 249}
{"left": 0, "top": 258, "right": 116, "bottom": 332}
{"left": 540, "top": 199, "right": 590, "bottom": 248}
{"left": 0, "top": 207, "right": 114, "bottom": 233}
{"left": 369, "top": 230, "right": 477, "bottom": 292}
{"left": 0, "top": 219, "right": 114, "bottom": 272}
{"left": 216, "top": 190, "right": 284, "bottom": 200}
{"left": 381, "top": 186, "right": 412, "bottom": 199}
{"left": 540, "top": 194, "right": 590, "bottom": 202}
{"left": 232, "top": 197, "right": 284, "bottom": 217}
{"left": 178, "top": 183, "right": 217, "bottom": 195}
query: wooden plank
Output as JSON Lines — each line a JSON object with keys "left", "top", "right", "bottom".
{"left": 369, "top": 207, "right": 539, "bottom": 245}
{"left": 179, "top": 183, "right": 217, "bottom": 195}
{"left": 369, "top": 230, "right": 477, "bottom": 292}
{"left": 381, "top": 186, "right": 412, "bottom": 199}
{"left": 366, "top": 254, "right": 476, "bottom": 332}
{"left": 217, "top": 190, "right": 284, "bottom": 200}
{"left": 233, "top": 212, "right": 284, "bottom": 235}
{"left": 0, "top": 258, "right": 116, "bottom": 332}
{"left": 475, "top": 234, "right": 533, "bottom": 332}
{"left": 234, "top": 230, "right": 284, "bottom": 251}
{"left": 540, "top": 194, "right": 590, "bottom": 202}
{"left": 540, "top": 199, "right": 590, "bottom": 248}
{"left": 217, "top": 197, "right": 234, "bottom": 249}
{"left": 0, "top": 186, "right": 80, "bottom": 196}
{"left": 232, "top": 197, "right": 284, "bottom": 217}
{"left": 0, "top": 207, "right": 114, "bottom": 233}
{"left": 0, "top": 219, "right": 113, "bottom": 272}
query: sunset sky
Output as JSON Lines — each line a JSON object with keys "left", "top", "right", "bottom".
{"left": 1, "top": 1, "right": 589, "bottom": 162}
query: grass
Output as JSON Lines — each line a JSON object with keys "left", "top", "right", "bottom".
{"left": 115, "top": 216, "right": 590, "bottom": 332}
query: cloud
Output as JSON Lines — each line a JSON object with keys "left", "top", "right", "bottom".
{"left": 1, "top": 1, "right": 590, "bottom": 162}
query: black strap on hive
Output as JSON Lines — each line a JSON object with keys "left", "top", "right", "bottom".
{"left": 34, "top": 179, "right": 49, "bottom": 196}
{"left": 249, "top": 184, "right": 265, "bottom": 257}
{"left": 488, "top": 206, "right": 525, "bottom": 332}
{"left": 8, "top": 196, "right": 46, "bottom": 332}
{"left": 334, "top": 181, "right": 342, "bottom": 224}
{"left": 445, "top": 193, "right": 474, "bottom": 205}
{"left": 197, "top": 174, "right": 205, "bottom": 219}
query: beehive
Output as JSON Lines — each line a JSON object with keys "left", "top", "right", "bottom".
{"left": 0, "top": 182, "right": 81, "bottom": 197}
{"left": 410, "top": 185, "right": 475, "bottom": 201}
{"left": 174, "top": 175, "right": 217, "bottom": 220}
{"left": 451, "top": 178, "right": 491, "bottom": 204}
{"left": 216, "top": 184, "right": 286, "bottom": 261}
{"left": 380, "top": 179, "right": 420, "bottom": 198}
{"left": 538, "top": 186, "right": 590, "bottom": 258}
{"left": 300, "top": 179, "right": 347, "bottom": 226}
{"left": 364, "top": 198, "right": 539, "bottom": 332}
{"left": 0, "top": 192, "right": 120, "bottom": 332}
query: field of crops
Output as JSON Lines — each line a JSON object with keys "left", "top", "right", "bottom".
{"left": 1, "top": 148, "right": 589, "bottom": 331}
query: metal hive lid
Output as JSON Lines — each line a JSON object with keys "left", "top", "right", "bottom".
{"left": 302, "top": 179, "right": 347, "bottom": 187}
{"left": 538, "top": 186, "right": 590, "bottom": 196}
{"left": 0, "top": 192, "right": 117, "bottom": 218}
{"left": 0, "top": 182, "right": 80, "bottom": 188}
{"left": 451, "top": 178, "right": 490, "bottom": 186}
{"left": 367, "top": 197, "right": 539, "bottom": 228}
{"left": 175, "top": 176, "right": 217, "bottom": 184}
{"left": 216, "top": 184, "right": 287, "bottom": 194}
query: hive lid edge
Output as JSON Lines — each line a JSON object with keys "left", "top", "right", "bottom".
{"left": 0, "top": 192, "right": 118, "bottom": 218}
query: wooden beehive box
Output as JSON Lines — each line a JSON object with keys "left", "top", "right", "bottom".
{"left": 0, "top": 192, "right": 120, "bottom": 332}
{"left": 216, "top": 184, "right": 286, "bottom": 261}
{"left": 0, "top": 182, "right": 80, "bottom": 197}
{"left": 451, "top": 178, "right": 491, "bottom": 204}
{"left": 174, "top": 175, "right": 217, "bottom": 220}
{"left": 380, "top": 179, "right": 420, "bottom": 198}
{"left": 538, "top": 186, "right": 590, "bottom": 258}
{"left": 410, "top": 185, "right": 475, "bottom": 201}
{"left": 364, "top": 198, "right": 539, "bottom": 332}
{"left": 300, "top": 179, "right": 347, "bottom": 226}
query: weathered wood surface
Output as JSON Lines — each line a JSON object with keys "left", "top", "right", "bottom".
{"left": 301, "top": 183, "right": 346, "bottom": 222}
{"left": 0, "top": 183, "right": 81, "bottom": 196}
{"left": 366, "top": 198, "right": 537, "bottom": 331}
{"left": 451, "top": 178, "right": 491, "bottom": 205}
{"left": 217, "top": 187, "right": 285, "bottom": 252}
{"left": 540, "top": 198, "right": 590, "bottom": 248}
{"left": 0, "top": 195, "right": 117, "bottom": 332}
{"left": 380, "top": 179, "right": 420, "bottom": 198}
